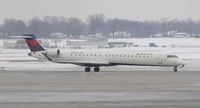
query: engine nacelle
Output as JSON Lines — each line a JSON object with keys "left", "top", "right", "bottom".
{"left": 45, "top": 49, "right": 60, "bottom": 57}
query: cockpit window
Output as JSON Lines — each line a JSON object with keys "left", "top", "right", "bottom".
{"left": 167, "top": 55, "right": 178, "bottom": 58}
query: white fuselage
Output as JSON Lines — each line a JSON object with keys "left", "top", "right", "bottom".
{"left": 30, "top": 48, "right": 185, "bottom": 67}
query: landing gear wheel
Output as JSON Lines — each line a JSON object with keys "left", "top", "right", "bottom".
{"left": 94, "top": 67, "right": 100, "bottom": 72}
{"left": 173, "top": 66, "right": 178, "bottom": 72}
{"left": 85, "top": 67, "right": 91, "bottom": 72}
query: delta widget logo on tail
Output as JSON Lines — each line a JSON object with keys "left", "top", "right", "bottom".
{"left": 23, "top": 34, "right": 45, "bottom": 52}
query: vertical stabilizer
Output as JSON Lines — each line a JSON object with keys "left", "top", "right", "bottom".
{"left": 23, "top": 34, "right": 45, "bottom": 52}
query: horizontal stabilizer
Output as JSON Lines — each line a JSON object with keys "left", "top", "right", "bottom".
{"left": 9, "top": 35, "right": 34, "bottom": 39}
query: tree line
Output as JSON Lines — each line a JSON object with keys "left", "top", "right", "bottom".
{"left": 0, "top": 14, "right": 200, "bottom": 38}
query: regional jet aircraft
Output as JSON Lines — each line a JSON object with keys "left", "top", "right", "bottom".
{"left": 12, "top": 34, "right": 185, "bottom": 72}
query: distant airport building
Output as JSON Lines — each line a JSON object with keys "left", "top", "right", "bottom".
{"left": 149, "top": 43, "right": 158, "bottom": 47}
{"left": 3, "top": 39, "right": 21, "bottom": 48}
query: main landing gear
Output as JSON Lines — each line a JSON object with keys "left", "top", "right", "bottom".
{"left": 173, "top": 66, "right": 178, "bottom": 72}
{"left": 85, "top": 67, "right": 91, "bottom": 72}
{"left": 94, "top": 66, "right": 100, "bottom": 72}
{"left": 84, "top": 66, "right": 100, "bottom": 72}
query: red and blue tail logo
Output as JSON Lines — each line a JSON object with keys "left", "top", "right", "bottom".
{"left": 23, "top": 34, "right": 45, "bottom": 52}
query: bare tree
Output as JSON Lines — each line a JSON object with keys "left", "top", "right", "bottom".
{"left": 1, "top": 15, "right": 200, "bottom": 39}
{"left": 0, "top": 18, "right": 27, "bottom": 36}
{"left": 87, "top": 14, "right": 105, "bottom": 34}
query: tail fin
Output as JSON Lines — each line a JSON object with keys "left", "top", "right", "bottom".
{"left": 23, "top": 34, "right": 45, "bottom": 52}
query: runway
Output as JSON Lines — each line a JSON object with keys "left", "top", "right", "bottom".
{"left": 0, "top": 70, "right": 200, "bottom": 108}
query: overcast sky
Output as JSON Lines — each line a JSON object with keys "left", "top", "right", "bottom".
{"left": 0, "top": 0, "right": 199, "bottom": 23}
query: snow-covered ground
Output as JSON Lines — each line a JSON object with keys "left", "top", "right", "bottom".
{"left": 0, "top": 39, "right": 3, "bottom": 47}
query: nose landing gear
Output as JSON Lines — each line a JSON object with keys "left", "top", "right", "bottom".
{"left": 173, "top": 66, "right": 178, "bottom": 72}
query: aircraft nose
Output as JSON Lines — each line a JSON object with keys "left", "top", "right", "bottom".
{"left": 178, "top": 59, "right": 186, "bottom": 66}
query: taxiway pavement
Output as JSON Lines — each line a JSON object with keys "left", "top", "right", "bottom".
{"left": 0, "top": 69, "right": 200, "bottom": 108}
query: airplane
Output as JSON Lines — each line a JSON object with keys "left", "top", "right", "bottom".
{"left": 11, "top": 34, "right": 185, "bottom": 72}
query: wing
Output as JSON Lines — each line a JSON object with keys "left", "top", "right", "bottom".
{"left": 62, "top": 60, "right": 110, "bottom": 66}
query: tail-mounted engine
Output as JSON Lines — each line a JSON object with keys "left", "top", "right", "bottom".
{"left": 45, "top": 49, "right": 60, "bottom": 57}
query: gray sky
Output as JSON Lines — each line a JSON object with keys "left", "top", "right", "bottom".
{"left": 0, "top": 0, "right": 199, "bottom": 23}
